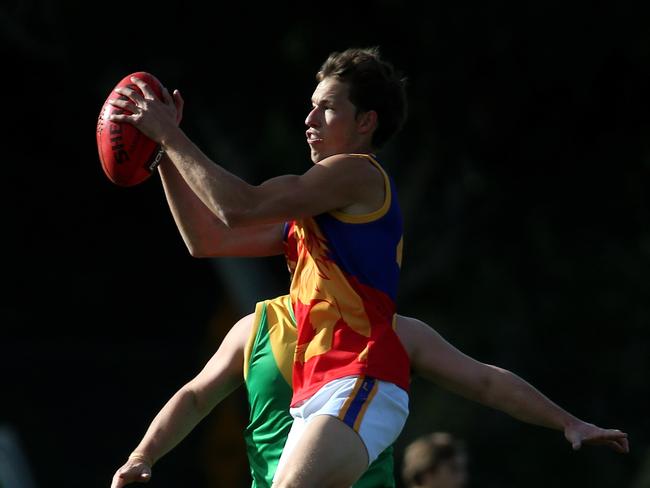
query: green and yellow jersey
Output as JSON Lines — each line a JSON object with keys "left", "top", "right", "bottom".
{"left": 243, "top": 294, "right": 395, "bottom": 488}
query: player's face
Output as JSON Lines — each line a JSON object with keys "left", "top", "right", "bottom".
{"left": 305, "top": 77, "right": 365, "bottom": 163}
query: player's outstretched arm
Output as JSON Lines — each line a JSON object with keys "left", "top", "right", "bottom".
{"left": 395, "top": 315, "right": 629, "bottom": 454}
{"left": 110, "top": 313, "right": 252, "bottom": 488}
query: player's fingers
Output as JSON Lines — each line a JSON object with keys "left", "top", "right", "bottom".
{"left": 114, "top": 86, "right": 146, "bottom": 106}
{"left": 130, "top": 76, "right": 158, "bottom": 100}
{"left": 173, "top": 90, "right": 184, "bottom": 109}
{"left": 606, "top": 440, "right": 628, "bottom": 453}
{"left": 173, "top": 90, "right": 184, "bottom": 124}
{"left": 605, "top": 432, "right": 628, "bottom": 448}
{"left": 616, "top": 437, "right": 630, "bottom": 453}
{"left": 162, "top": 86, "right": 173, "bottom": 105}
{"left": 107, "top": 113, "right": 133, "bottom": 123}
{"left": 110, "top": 471, "right": 125, "bottom": 488}
{"left": 593, "top": 429, "right": 627, "bottom": 443}
{"left": 108, "top": 97, "right": 139, "bottom": 114}
{"left": 572, "top": 439, "right": 582, "bottom": 451}
{"left": 585, "top": 431, "right": 628, "bottom": 452}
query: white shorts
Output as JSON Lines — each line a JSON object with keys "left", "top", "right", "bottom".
{"left": 274, "top": 375, "right": 409, "bottom": 480}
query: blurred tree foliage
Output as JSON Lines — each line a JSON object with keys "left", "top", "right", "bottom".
{"left": 2, "top": 1, "right": 648, "bottom": 487}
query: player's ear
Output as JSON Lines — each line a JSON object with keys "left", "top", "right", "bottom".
{"left": 356, "top": 110, "right": 377, "bottom": 134}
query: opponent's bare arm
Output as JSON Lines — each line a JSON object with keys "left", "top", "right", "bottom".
{"left": 395, "top": 315, "right": 629, "bottom": 454}
{"left": 110, "top": 313, "right": 253, "bottom": 488}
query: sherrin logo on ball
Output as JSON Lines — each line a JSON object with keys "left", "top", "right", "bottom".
{"left": 96, "top": 71, "right": 165, "bottom": 187}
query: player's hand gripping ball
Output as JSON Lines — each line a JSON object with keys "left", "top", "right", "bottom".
{"left": 96, "top": 72, "right": 165, "bottom": 187}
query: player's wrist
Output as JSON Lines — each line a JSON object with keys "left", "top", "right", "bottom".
{"left": 160, "top": 126, "right": 187, "bottom": 152}
{"left": 128, "top": 451, "right": 154, "bottom": 466}
{"left": 561, "top": 415, "right": 583, "bottom": 432}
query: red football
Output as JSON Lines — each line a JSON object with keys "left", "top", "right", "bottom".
{"left": 96, "top": 71, "right": 165, "bottom": 187}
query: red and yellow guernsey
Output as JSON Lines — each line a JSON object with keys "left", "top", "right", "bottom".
{"left": 283, "top": 154, "right": 410, "bottom": 406}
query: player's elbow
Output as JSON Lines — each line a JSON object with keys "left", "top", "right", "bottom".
{"left": 219, "top": 205, "right": 272, "bottom": 229}
{"left": 185, "top": 232, "right": 240, "bottom": 258}
{"left": 173, "top": 385, "right": 204, "bottom": 417}
{"left": 218, "top": 208, "right": 246, "bottom": 229}
{"left": 187, "top": 244, "right": 210, "bottom": 258}
{"left": 183, "top": 236, "right": 215, "bottom": 258}
{"left": 211, "top": 186, "right": 260, "bottom": 229}
{"left": 182, "top": 384, "right": 212, "bottom": 417}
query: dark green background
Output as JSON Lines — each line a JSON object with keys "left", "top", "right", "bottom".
{"left": 3, "top": 2, "right": 648, "bottom": 487}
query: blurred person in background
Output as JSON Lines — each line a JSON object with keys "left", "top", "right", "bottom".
{"left": 402, "top": 432, "right": 468, "bottom": 488}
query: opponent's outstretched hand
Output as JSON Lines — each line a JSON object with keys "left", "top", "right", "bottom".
{"left": 110, "top": 458, "right": 152, "bottom": 488}
{"left": 564, "top": 420, "right": 629, "bottom": 453}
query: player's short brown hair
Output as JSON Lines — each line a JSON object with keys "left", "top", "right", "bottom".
{"left": 317, "top": 47, "right": 407, "bottom": 149}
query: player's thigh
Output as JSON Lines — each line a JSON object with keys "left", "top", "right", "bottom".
{"left": 273, "top": 414, "right": 368, "bottom": 488}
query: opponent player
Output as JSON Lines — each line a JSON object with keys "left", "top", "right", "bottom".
{"left": 110, "top": 297, "right": 628, "bottom": 488}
